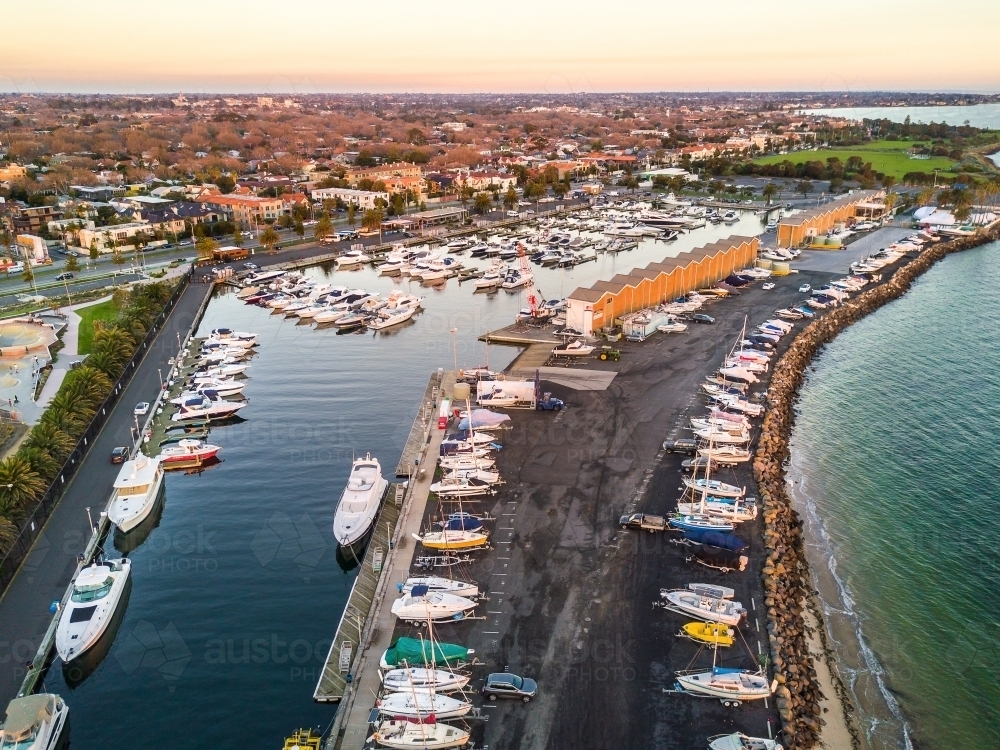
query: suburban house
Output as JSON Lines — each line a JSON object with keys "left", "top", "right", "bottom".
{"left": 310, "top": 187, "right": 389, "bottom": 210}
{"left": 196, "top": 194, "right": 283, "bottom": 225}
{"left": 345, "top": 162, "right": 422, "bottom": 186}
{"left": 77, "top": 221, "right": 153, "bottom": 252}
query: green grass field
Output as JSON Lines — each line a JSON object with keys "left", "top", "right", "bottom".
{"left": 76, "top": 299, "right": 118, "bottom": 354}
{"left": 751, "top": 140, "right": 957, "bottom": 180}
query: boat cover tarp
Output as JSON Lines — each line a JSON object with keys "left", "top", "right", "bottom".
{"left": 682, "top": 529, "right": 747, "bottom": 552}
{"left": 442, "top": 517, "right": 483, "bottom": 531}
{"left": 723, "top": 274, "right": 750, "bottom": 287}
{"left": 458, "top": 410, "right": 511, "bottom": 431}
{"left": 692, "top": 543, "right": 746, "bottom": 569}
{"left": 383, "top": 637, "right": 470, "bottom": 667}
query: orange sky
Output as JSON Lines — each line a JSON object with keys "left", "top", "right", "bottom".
{"left": 3, "top": 0, "right": 999, "bottom": 93}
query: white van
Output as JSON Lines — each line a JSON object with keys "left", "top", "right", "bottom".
{"left": 6, "top": 261, "right": 24, "bottom": 274}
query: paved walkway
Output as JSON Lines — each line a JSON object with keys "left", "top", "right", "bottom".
{"left": 25, "top": 295, "right": 111, "bottom": 421}
{"left": 0, "top": 279, "right": 213, "bottom": 704}
{"left": 795, "top": 227, "right": 914, "bottom": 274}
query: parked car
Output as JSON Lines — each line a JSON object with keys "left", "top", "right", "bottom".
{"left": 134, "top": 402, "right": 150, "bottom": 416}
{"left": 110, "top": 446, "right": 128, "bottom": 464}
{"left": 55, "top": 272, "right": 75, "bottom": 280}
{"left": 482, "top": 673, "right": 538, "bottom": 702}
{"left": 690, "top": 314, "right": 716, "bottom": 324}
{"left": 244, "top": 263, "right": 259, "bottom": 270}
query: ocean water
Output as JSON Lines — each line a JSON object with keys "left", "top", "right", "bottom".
{"left": 44, "top": 214, "right": 772, "bottom": 748}
{"left": 802, "top": 102, "right": 1000, "bottom": 130}
{"left": 789, "top": 240, "right": 1000, "bottom": 750}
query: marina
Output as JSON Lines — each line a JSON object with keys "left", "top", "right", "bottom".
{"left": 0, "top": 200, "right": 968, "bottom": 750}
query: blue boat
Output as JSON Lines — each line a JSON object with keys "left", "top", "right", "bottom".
{"left": 682, "top": 529, "right": 747, "bottom": 552}
{"left": 669, "top": 514, "right": 735, "bottom": 534}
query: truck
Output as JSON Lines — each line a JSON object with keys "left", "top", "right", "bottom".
{"left": 535, "top": 392, "right": 564, "bottom": 411}
{"left": 619, "top": 513, "right": 668, "bottom": 532}
{"left": 213, "top": 246, "right": 249, "bottom": 262}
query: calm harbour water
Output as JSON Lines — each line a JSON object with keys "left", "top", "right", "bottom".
{"left": 789, "top": 240, "right": 1000, "bottom": 750}
{"left": 47, "top": 213, "right": 772, "bottom": 748}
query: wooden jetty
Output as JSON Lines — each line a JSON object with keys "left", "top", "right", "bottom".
{"left": 314, "top": 485, "right": 403, "bottom": 702}
{"left": 395, "top": 371, "right": 442, "bottom": 477}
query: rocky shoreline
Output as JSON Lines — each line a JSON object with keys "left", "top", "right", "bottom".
{"left": 752, "top": 224, "right": 1000, "bottom": 749}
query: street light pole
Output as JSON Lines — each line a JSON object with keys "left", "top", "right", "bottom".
{"left": 450, "top": 328, "right": 458, "bottom": 373}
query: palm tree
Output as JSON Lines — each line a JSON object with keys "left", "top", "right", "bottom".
{"left": 881, "top": 175, "right": 897, "bottom": 191}
{"left": 503, "top": 186, "right": 518, "bottom": 212}
{"left": 762, "top": 183, "right": 778, "bottom": 206}
{"left": 259, "top": 226, "right": 280, "bottom": 254}
{"left": 361, "top": 208, "right": 385, "bottom": 233}
{"left": 347, "top": 204, "right": 356, "bottom": 228}
{"left": 195, "top": 236, "right": 220, "bottom": 261}
{"left": 24, "top": 422, "right": 76, "bottom": 463}
{"left": 0, "top": 456, "right": 46, "bottom": 515}
{"left": 917, "top": 186, "right": 936, "bottom": 206}
{"left": 473, "top": 193, "right": 492, "bottom": 215}
{"left": 18, "top": 446, "right": 61, "bottom": 484}
{"left": 0, "top": 515, "right": 19, "bottom": 553}
{"left": 313, "top": 216, "right": 333, "bottom": 241}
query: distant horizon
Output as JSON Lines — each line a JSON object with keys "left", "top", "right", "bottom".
{"left": 3, "top": 0, "right": 998, "bottom": 96}
{"left": 1, "top": 89, "right": 999, "bottom": 98}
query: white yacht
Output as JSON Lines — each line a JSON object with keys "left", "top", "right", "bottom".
{"left": 170, "top": 380, "right": 246, "bottom": 402}
{"left": 332, "top": 454, "right": 388, "bottom": 547}
{"left": 107, "top": 454, "right": 164, "bottom": 532}
{"left": 391, "top": 587, "right": 477, "bottom": 623}
{"left": 0, "top": 694, "right": 68, "bottom": 750}
{"left": 170, "top": 391, "right": 248, "bottom": 422}
{"left": 381, "top": 667, "right": 470, "bottom": 694}
{"left": 368, "top": 307, "right": 416, "bottom": 331}
{"left": 335, "top": 250, "right": 371, "bottom": 268}
{"left": 55, "top": 558, "right": 132, "bottom": 661}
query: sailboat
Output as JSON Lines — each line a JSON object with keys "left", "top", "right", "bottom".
{"left": 376, "top": 691, "right": 472, "bottom": 720}
{"left": 674, "top": 667, "right": 775, "bottom": 704}
{"left": 412, "top": 529, "right": 489, "bottom": 550}
{"left": 381, "top": 667, "right": 470, "bottom": 694}
{"left": 370, "top": 720, "right": 470, "bottom": 749}
{"left": 681, "top": 477, "right": 744, "bottom": 498}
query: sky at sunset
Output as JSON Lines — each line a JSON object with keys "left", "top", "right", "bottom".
{"left": 3, "top": 0, "right": 999, "bottom": 94}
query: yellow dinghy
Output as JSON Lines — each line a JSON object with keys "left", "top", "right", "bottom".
{"left": 283, "top": 729, "right": 321, "bottom": 750}
{"left": 412, "top": 529, "right": 489, "bottom": 550}
{"left": 680, "top": 621, "right": 735, "bottom": 648}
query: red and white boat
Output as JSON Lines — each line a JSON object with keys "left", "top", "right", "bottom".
{"left": 158, "top": 439, "right": 222, "bottom": 464}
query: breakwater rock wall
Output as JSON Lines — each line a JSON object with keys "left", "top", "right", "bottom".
{"left": 753, "top": 225, "right": 1000, "bottom": 749}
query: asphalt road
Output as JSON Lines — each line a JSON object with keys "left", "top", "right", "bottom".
{"left": 0, "top": 278, "right": 213, "bottom": 704}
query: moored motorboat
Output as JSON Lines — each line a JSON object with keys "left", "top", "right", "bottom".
{"left": 333, "top": 454, "right": 388, "bottom": 547}
{"left": 157, "top": 439, "right": 221, "bottom": 466}
{"left": 0, "top": 694, "right": 68, "bottom": 750}
{"left": 107, "top": 454, "right": 164, "bottom": 531}
{"left": 552, "top": 340, "right": 595, "bottom": 357}
{"left": 55, "top": 557, "right": 132, "bottom": 661}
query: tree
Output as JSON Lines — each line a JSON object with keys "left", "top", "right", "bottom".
{"left": 460, "top": 185, "right": 475, "bottom": 207}
{"left": 259, "top": 226, "right": 280, "bottom": 254}
{"left": 22, "top": 263, "right": 34, "bottom": 284}
{"left": 347, "top": 204, "right": 356, "bottom": 227}
{"left": 89, "top": 241, "right": 100, "bottom": 262}
{"left": 503, "top": 185, "right": 518, "bottom": 212}
{"left": 293, "top": 220, "right": 305, "bottom": 240}
{"left": 391, "top": 193, "right": 406, "bottom": 216}
{"left": 473, "top": 192, "right": 492, "bottom": 215}
{"left": 762, "top": 183, "right": 778, "bottom": 206}
{"left": 195, "top": 236, "right": 219, "bottom": 261}
{"left": 796, "top": 180, "right": 814, "bottom": 199}
{"left": 0, "top": 229, "right": 12, "bottom": 258}
{"left": 314, "top": 216, "right": 333, "bottom": 241}
{"left": 233, "top": 227, "right": 244, "bottom": 247}
{"left": 23, "top": 422, "right": 76, "bottom": 463}
{"left": 361, "top": 208, "right": 384, "bottom": 233}
{"left": 881, "top": 175, "right": 897, "bottom": 191}
{"left": 65, "top": 254, "right": 80, "bottom": 273}
{"left": 0, "top": 456, "right": 46, "bottom": 515}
